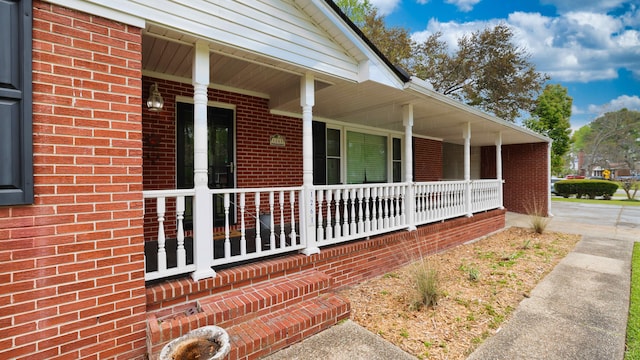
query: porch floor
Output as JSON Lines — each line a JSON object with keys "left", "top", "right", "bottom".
{"left": 144, "top": 225, "right": 299, "bottom": 275}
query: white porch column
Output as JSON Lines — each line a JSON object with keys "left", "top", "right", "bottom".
{"left": 191, "top": 41, "right": 215, "bottom": 280}
{"left": 463, "top": 122, "right": 472, "bottom": 217}
{"left": 300, "top": 73, "right": 319, "bottom": 255}
{"left": 403, "top": 104, "right": 416, "bottom": 231}
{"left": 495, "top": 132, "right": 504, "bottom": 209}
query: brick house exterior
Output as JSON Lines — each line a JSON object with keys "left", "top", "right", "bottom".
{"left": 0, "top": 1, "right": 550, "bottom": 359}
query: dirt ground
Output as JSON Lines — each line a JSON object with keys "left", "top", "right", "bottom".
{"left": 339, "top": 227, "right": 581, "bottom": 359}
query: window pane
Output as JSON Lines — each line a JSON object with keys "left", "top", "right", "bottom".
{"left": 393, "top": 138, "right": 401, "bottom": 161}
{"left": 327, "top": 158, "right": 340, "bottom": 185}
{"left": 393, "top": 162, "right": 402, "bottom": 182}
{"left": 347, "top": 131, "right": 387, "bottom": 184}
{"left": 327, "top": 128, "right": 340, "bottom": 157}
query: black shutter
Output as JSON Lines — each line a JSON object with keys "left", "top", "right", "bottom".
{"left": 0, "top": 0, "right": 33, "bottom": 205}
{"left": 312, "top": 121, "right": 326, "bottom": 185}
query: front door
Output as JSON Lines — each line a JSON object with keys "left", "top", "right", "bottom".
{"left": 177, "top": 102, "right": 235, "bottom": 227}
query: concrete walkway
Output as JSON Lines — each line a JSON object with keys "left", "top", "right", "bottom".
{"left": 264, "top": 201, "right": 640, "bottom": 360}
{"left": 467, "top": 202, "right": 639, "bottom": 360}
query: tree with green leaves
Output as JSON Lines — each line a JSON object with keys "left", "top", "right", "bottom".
{"left": 523, "top": 84, "right": 572, "bottom": 175}
{"left": 334, "top": 0, "right": 373, "bottom": 27}
{"left": 412, "top": 24, "right": 548, "bottom": 121}
{"left": 578, "top": 109, "right": 640, "bottom": 177}
{"left": 334, "top": 1, "right": 548, "bottom": 122}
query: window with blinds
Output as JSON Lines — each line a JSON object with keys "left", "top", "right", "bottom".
{"left": 347, "top": 131, "right": 387, "bottom": 184}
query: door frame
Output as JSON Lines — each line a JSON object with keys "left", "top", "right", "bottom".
{"left": 175, "top": 96, "right": 237, "bottom": 227}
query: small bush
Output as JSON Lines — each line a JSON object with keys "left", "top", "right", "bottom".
{"left": 555, "top": 179, "right": 618, "bottom": 199}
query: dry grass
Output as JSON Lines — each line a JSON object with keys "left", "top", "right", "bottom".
{"left": 339, "top": 227, "right": 580, "bottom": 359}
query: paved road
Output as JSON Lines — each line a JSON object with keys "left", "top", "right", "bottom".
{"left": 548, "top": 201, "right": 640, "bottom": 241}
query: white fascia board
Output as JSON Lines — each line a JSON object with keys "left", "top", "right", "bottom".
{"left": 308, "top": 0, "right": 404, "bottom": 88}
{"left": 46, "top": 0, "right": 145, "bottom": 27}
{"left": 405, "top": 76, "right": 551, "bottom": 143}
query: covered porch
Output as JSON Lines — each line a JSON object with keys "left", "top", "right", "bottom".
{"left": 139, "top": 9, "right": 549, "bottom": 283}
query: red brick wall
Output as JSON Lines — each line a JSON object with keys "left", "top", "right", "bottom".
{"left": 0, "top": 3, "right": 146, "bottom": 359}
{"left": 482, "top": 143, "right": 549, "bottom": 214}
{"left": 141, "top": 77, "right": 303, "bottom": 191}
{"left": 413, "top": 137, "right": 442, "bottom": 181}
{"left": 141, "top": 77, "right": 303, "bottom": 239}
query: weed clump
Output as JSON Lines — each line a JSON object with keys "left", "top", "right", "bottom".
{"left": 410, "top": 262, "right": 439, "bottom": 310}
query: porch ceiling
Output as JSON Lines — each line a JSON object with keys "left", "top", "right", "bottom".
{"left": 143, "top": 30, "right": 548, "bottom": 148}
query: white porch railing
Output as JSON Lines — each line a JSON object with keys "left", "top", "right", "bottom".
{"left": 471, "top": 179, "right": 503, "bottom": 212}
{"left": 143, "top": 189, "right": 196, "bottom": 281}
{"left": 143, "top": 180, "right": 503, "bottom": 281}
{"left": 314, "top": 183, "right": 409, "bottom": 246}
{"left": 208, "top": 187, "right": 305, "bottom": 267}
{"left": 414, "top": 181, "right": 467, "bottom": 225}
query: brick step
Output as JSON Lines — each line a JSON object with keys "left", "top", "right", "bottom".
{"left": 147, "top": 269, "right": 335, "bottom": 358}
{"left": 197, "top": 269, "right": 332, "bottom": 329}
{"left": 224, "top": 292, "right": 351, "bottom": 360}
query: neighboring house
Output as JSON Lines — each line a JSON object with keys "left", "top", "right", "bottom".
{"left": 0, "top": 1, "right": 550, "bottom": 359}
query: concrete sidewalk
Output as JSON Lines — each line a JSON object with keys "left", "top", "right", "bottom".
{"left": 467, "top": 203, "right": 639, "bottom": 359}
{"left": 264, "top": 202, "right": 640, "bottom": 360}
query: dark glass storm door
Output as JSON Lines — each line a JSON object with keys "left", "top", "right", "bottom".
{"left": 177, "top": 102, "right": 235, "bottom": 227}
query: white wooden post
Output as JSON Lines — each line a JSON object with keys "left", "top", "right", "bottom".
{"left": 403, "top": 104, "right": 416, "bottom": 230}
{"left": 496, "top": 132, "right": 504, "bottom": 209}
{"left": 300, "top": 73, "right": 319, "bottom": 255}
{"left": 463, "top": 122, "right": 472, "bottom": 217}
{"left": 191, "top": 40, "right": 216, "bottom": 281}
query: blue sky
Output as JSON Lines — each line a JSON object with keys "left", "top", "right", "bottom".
{"left": 368, "top": 0, "right": 640, "bottom": 130}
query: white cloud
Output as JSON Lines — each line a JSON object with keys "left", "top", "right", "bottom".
{"left": 410, "top": 7, "right": 640, "bottom": 83}
{"left": 444, "top": 0, "right": 481, "bottom": 12}
{"left": 369, "top": 0, "right": 402, "bottom": 16}
{"left": 540, "top": 0, "right": 628, "bottom": 13}
{"left": 586, "top": 95, "right": 640, "bottom": 116}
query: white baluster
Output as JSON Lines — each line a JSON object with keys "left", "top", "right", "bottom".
{"left": 363, "top": 187, "right": 370, "bottom": 233}
{"left": 340, "top": 189, "right": 348, "bottom": 237}
{"left": 278, "top": 191, "right": 284, "bottom": 248}
{"left": 255, "top": 192, "right": 261, "bottom": 253}
{"left": 357, "top": 187, "right": 364, "bottom": 233}
{"left": 224, "top": 193, "right": 231, "bottom": 259}
{"left": 176, "top": 196, "right": 186, "bottom": 268}
{"left": 240, "top": 192, "right": 246, "bottom": 255}
{"left": 289, "top": 190, "right": 297, "bottom": 243}
{"left": 391, "top": 186, "right": 398, "bottom": 226}
{"left": 317, "top": 190, "right": 324, "bottom": 242}
{"left": 349, "top": 188, "right": 357, "bottom": 235}
{"left": 326, "top": 190, "right": 334, "bottom": 241}
{"left": 156, "top": 197, "right": 167, "bottom": 272}
{"left": 400, "top": 185, "right": 406, "bottom": 226}
{"left": 370, "top": 187, "right": 378, "bottom": 231}
{"left": 384, "top": 187, "right": 390, "bottom": 229}
{"left": 335, "top": 189, "right": 342, "bottom": 239}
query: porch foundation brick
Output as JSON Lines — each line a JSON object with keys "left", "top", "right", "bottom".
{"left": 145, "top": 209, "right": 504, "bottom": 359}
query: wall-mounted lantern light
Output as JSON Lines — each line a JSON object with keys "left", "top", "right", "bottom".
{"left": 146, "top": 82, "right": 164, "bottom": 111}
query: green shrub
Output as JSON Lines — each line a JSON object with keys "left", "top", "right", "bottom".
{"left": 555, "top": 180, "right": 618, "bottom": 199}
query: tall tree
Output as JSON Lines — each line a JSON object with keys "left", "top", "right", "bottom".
{"left": 523, "top": 84, "right": 572, "bottom": 175}
{"left": 580, "top": 109, "right": 640, "bottom": 175}
{"left": 335, "top": 3, "right": 547, "bottom": 122}
{"left": 413, "top": 24, "right": 548, "bottom": 121}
